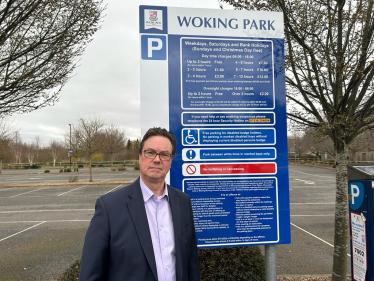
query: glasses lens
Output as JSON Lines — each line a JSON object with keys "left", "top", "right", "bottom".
{"left": 160, "top": 153, "right": 170, "bottom": 161}
{"left": 144, "top": 150, "right": 156, "bottom": 158}
{"left": 143, "top": 150, "right": 171, "bottom": 160}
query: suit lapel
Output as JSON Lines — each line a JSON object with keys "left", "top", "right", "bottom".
{"left": 168, "top": 185, "right": 183, "bottom": 281}
{"left": 127, "top": 180, "right": 158, "bottom": 280}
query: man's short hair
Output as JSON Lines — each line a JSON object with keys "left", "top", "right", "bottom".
{"left": 139, "top": 127, "right": 177, "bottom": 156}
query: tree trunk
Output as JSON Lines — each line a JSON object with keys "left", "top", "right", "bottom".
{"left": 111, "top": 153, "right": 114, "bottom": 171}
{"left": 89, "top": 156, "right": 93, "bottom": 182}
{"left": 332, "top": 145, "right": 349, "bottom": 281}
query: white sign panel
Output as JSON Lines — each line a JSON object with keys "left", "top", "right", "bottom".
{"left": 351, "top": 212, "right": 367, "bottom": 281}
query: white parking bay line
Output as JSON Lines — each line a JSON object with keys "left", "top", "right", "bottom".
{"left": 0, "top": 209, "right": 94, "bottom": 214}
{"left": 294, "top": 178, "right": 315, "bottom": 185}
{"left": 291, "top": 202, "right": 335, "bottom": 205}
{"left": 9, "top": 186, "right": 51, "bottom": 198}
{"left": 291, "top": 223, "right": 350, "bottom": 257}
{"left": 57, "top": 185, "right": 87, "bottom": 196}
{"left": 105, "top": 184, "right": 123, "bottom": 194}
{"left": 291, "top": 223, "right": 334, "bottom": 247}
{"left": 289, "top": 169, "right": 333, "bottom": 179}
{"left": 0, "top": 220, "right": 90, "bottom": 224}
{"left": 0, "top": 221, "right": 46, "bottom": 242}
{"left": 291, "top": 214, "right": 334, "bottom": 217}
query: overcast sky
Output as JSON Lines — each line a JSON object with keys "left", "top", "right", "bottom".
{"left": 9, "top": 0, "right": 230, "bottom": 146}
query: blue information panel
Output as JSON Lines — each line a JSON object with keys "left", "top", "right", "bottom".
{"left": 184, "top": 177, "right": 278, "bottom": 245}
{"left": 140, "top": 6, "right": 290, "bottom": 247}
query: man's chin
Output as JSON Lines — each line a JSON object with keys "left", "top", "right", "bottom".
{"left": 145, "top": 171, "right": 164, "bottom": 179}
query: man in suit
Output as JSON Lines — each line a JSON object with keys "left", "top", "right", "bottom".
{"left": 80, "top": 127, "right": 200, "bottom": 281}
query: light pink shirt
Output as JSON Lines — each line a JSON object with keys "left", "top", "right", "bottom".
{"left": 140, "top": 178, "right": 176, "bottom": 281}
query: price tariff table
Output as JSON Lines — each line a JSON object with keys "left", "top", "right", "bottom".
{"left": 181, "top": 38, "right": 274, "bottom": 109}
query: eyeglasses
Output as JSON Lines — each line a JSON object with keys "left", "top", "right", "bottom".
{"left": 141, "top": 150, "right": 173, "bottom": 161}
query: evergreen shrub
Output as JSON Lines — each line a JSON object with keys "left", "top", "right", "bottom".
{"left": 57, "top": 246, "right": 265, "bottom": 281}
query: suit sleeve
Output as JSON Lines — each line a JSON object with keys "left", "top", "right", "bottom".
{"left": 187, "top": 197, "right": 201, "bottom": 281}
{"left": 80, "top": 197, "right": 110, "bottom": 281}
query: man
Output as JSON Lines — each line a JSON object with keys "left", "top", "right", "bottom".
{"left": 80, "top": 127, "right": 200, "bottom": 281}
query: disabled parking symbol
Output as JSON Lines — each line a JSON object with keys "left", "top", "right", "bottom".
{"left": 183, "top": 129, "right": 198, "bottom": 145}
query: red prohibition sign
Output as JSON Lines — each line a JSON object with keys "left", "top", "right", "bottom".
{"left": 186, "top": 164, "right": 197, "bottom": 175}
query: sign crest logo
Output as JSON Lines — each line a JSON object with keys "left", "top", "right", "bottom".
{"left": 149, "top": 11, "right": 158, "bottom": 21}
{"left": 144, "top": 9, "right": 163, "bottom": 30}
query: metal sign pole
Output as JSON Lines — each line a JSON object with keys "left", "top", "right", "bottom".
{"left": 265, "top": 245, "right": 277, "bottom": 281}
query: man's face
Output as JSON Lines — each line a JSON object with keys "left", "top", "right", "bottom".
{"left": 139, "top": 136, "right": 173, "bottom": 185}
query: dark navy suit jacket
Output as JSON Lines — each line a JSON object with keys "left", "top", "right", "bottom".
{"left": 79, "top": 178, "right": 200, "bottom": 281}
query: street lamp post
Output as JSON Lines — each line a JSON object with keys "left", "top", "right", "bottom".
{"left": 69, "top": 124, "right": 72, "bottom": 169}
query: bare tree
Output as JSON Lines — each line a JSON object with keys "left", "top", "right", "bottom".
{"left": 10, "top": 131, "right": 22, "bottom": 163}
{"left": 221, "top": 1, "right": 374, "bottom": 279}
{"left": 24, "top": 142, "right": 36, "bottom": 165}
{"left": 23, "top": 136, "right": 42, "bottom": 165}
{"left": 348, "top": 133, "right": 368, "bottom": 161}
{"left": 298, "top": 129, "right": 320, "bottom": 159}
{"left": 49, "top": 139, "right": 64, "bottom": 166}
{"left": 24, "top": 139, "right": 38, "bottom": 165}
{"left": 0, "top": 0, "right": 105, "bottom": 116}
{"left": 33, "top": 135, "right": 41, "bottom": 163}
{"left": 300, "top": 128, "right": 335, "bottom": 160}
{"left": 290, "top": 129, "right": 310, "bottom": 158}
{"left": 362, "top": 129, "right": 374, "bottom": 153}
{"left": 0, "top": 138, "right": 12, "bottom": 171}
{"left": 0, "top": 117, "right": 14, "bottom": 172}
{"left": 103, "top": 124, "right": 126, "bottom": 171}
{"left": 73, "top": 117, "right": 105, "bottom": 182}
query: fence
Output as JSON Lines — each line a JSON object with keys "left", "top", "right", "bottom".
{"left": 289, "top": 157, "right": 374, "bottom": 168}
{"left": 3, "top": 160, "right": 139, "bottom": 170}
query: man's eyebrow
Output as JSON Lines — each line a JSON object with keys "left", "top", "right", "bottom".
{"left": 145, "top": 149, "right": 171, "bottom": 153}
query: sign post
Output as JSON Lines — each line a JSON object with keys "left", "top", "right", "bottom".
{"left": 140, "top": 6, "right": 290, "bottom": 278}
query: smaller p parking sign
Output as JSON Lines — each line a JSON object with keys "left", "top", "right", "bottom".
{"left": 349, "top": 181, "right": 365, "bottom": 210}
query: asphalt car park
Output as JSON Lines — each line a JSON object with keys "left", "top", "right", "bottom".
{"left": 0, "top": 167, "right": 138, "bottom": 185}
{"left": 0, "top": 183, "right": 124, "bottom": 281}
{"left": 0, "top": 165, "right": 351, "bottom": 280}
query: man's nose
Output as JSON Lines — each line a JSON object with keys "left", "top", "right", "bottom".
{"left": 153, "top": 154, "right": 162, "bottom": 162}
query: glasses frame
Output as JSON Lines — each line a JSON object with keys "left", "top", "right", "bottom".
{"left": 141, "top": 150, "right": 174, "bottom": 161}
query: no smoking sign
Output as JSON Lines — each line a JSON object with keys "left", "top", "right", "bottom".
{"left": 186, "top": 164, "right": 197, "bottom": 175}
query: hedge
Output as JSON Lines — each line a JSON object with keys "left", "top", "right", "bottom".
{"left": 57, "top": 246, "right": 265, "bottom": 281}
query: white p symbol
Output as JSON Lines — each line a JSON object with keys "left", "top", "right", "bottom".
{"left": 351, "top": 184, "right": 360, "bottom": 205}
{"left": 148, "top": 38, "right": 162, "bottom": 58}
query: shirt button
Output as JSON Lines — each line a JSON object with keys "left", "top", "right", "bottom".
{"left": 162, "top": 246, "right": 165, "bottom": 250}
{"left": 159, "top": 227, "right": 162, "bottom": 230}
{"left": 166, "top": 267, "right": 169, "bottom": 270}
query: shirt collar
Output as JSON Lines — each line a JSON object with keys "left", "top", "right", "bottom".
{"left": 139, "top": 177, "right": 169, "bottom": 203}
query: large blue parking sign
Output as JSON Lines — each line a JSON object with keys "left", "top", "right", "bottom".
{"left": 141, "top": 35, "right": 167, "bottom": 60}
{"left": 140, "top": 6, "right": 290, "bottom": 247}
